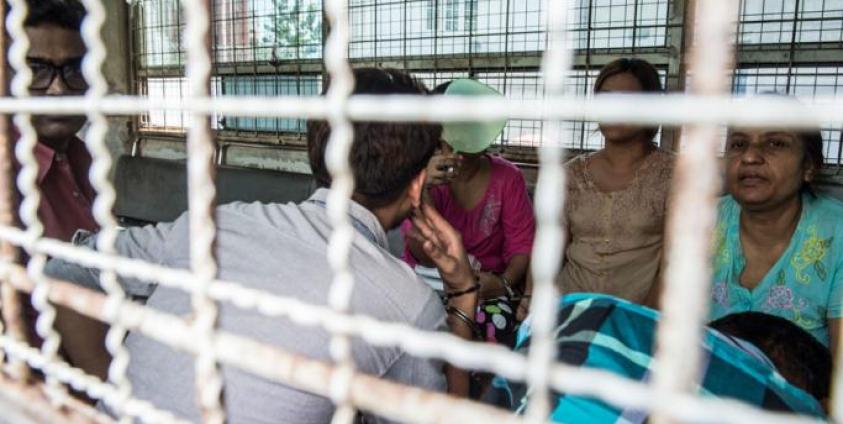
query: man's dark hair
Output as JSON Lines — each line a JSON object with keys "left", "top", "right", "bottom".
{"left": 307, "top": 67, "right": 441, "bottom": 209}
{"left": 709, "top": 312, "right": 831, "bottom": 401}
{"left": 24, "top": 0, "right": 85, "bottom": 31}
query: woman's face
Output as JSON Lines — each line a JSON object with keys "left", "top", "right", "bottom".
{"left": 596, "top": 72, "right": 649, "bottom": 143}
{"left": 725, "top": 129, "right": 814, "bottom": 211}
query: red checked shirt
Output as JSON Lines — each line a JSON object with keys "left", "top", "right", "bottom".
{"left": 23, "top": 138, "right": 98, "bottom": 242}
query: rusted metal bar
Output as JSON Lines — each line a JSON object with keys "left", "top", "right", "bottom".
{"left": 0, "top": 0, "right": 29, "bottom": 381}
{"left": 651, "top": 0, "right": 739, "bottom": 423}
{"left": 0, "top": 374, "right": 112, "bottom": 424}
{"left": 0, "top": 262, "right": 524, "bottom": 424}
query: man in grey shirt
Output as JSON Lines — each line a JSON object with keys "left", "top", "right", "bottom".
{"left": 47, "top": 68, "right": 482, "bottom": 423}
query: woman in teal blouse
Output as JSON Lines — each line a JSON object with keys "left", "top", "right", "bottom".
{"left": 710, "top": 124, "right": 843, "bottom": 351}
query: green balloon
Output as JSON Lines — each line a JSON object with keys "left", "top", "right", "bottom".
{"left": 442, "top": 79, "right": 507, "bottom": 154}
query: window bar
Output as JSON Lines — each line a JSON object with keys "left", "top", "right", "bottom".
{"left": 250, "top": 0, "right": 260, "bottom": 133}
{"left": 402, "top": 0, "right": 407, "bottom": 69}
{"left": 156, "top": 0, "right": 166, "bottom": 99}
{"left": 126, "top": 3, "right": 140, "bottom": 138}
{"left": 374, "top": 0, "right": 379, "bottom": 63}
{"left": 837, "top": 110, "right": 843, "bottom": 172}
{"left": 275, "top": 0, "right": 283, "bottom": 137}
{"left": 208, "top": 0, "right": 222, "bottom": 136}
{"left": 468, "top": 0, "right": 475, "bottom": 74}
{"left": 651, "top": 1, "right": 738, "bottom": 422}
{"left": 182, "top": 0, "right": 226, "bottom": 422}
{"left": 785, "top": 0, "right": 801, "bottom": 93}
{"left": 177, "top": 0, "right": 184, "bottom": 72}
{"left": 582, "top": 0, "right": 595, "bottom": 150}
{"left": 79, "top": 0, "right": 134, "bottom": 419}
{"left": 6, "top": 0, "right": 67, "bottom": 401}
{"left": 433, "top": 0, "right": 439, "bottom": 82}
{"left": 633, "top": 0, "right": 640, "bottom": 49}
{"left": 524, "top": 0, "right": 573, "bottom": 421}
{"left": 322, "top": 0, "right": 358, "bottom": 422}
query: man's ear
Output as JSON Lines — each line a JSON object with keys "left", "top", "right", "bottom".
{"left": 408, "top": 170, "right": 427, "bottom": 208}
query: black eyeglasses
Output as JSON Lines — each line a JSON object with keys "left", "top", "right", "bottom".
{"left": 26, "top": 57, "right": 88, "bottom": 91}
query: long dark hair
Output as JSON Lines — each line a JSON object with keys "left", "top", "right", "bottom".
{"left": 594, "top": 58, "right": 663, "bottom": 142}
{"left": 798, "top": 128, "right": 824, "bottom": 195}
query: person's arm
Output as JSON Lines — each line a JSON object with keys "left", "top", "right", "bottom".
{"left": 516, "top": 271, "right": 534, "bottom": 322}
{"left": 480, "top": 168, "right": 535, "bottom": 298}
{"left": 477, "top": 254, "right": 529, "bottom": 299}
{"left": 408, "top": 203, "right": 478, "bottom": 397}
{"left": 45, "top": 219, "right": 179, "bottom": 379}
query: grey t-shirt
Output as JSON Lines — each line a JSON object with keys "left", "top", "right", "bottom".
{"left": 46, "top": 188, "right": 447, "bottom": 423}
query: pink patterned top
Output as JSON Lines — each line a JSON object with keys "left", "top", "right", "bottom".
{"left": 401, "top": 155, "right": 535, "bottom": 273}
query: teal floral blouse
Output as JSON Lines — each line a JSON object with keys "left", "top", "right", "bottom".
{"left": 710, "top": 193, "right": 843, "bottom": 347}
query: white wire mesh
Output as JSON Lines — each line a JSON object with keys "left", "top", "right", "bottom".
{"left": 181, "top": 0, "right": 226, "bottom": 422}
{"left": 79, "top": 0, "right": 133, "bottom": 419}
{"left": 522, "top": 0, "right": 571, "bottom": 421}
{"left": 651, "top": 1, "right": 740, "bottom": 418}
{"left": 321, "top": 0, "right": 359, "bottom": 422}
{"left": 0, "top": 0, "right": 838, "bottom": 423}
{"left": 0, "top": 94, "right": 840, "bottom": 126}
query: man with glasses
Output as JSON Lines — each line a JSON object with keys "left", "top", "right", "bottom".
{"left": 14, "top": 0, "right": 110, "bottom": 383}
{"left": 17, "top": 0, "right": 96, "bottom": 242}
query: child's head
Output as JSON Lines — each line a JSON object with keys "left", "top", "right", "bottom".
{"left": 709, "top": 312, "right": 831, "bottom": 402}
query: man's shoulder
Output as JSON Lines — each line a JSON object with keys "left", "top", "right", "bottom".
{"left": 214, "top": 200, "right": 307, "bottom": 228}
{"left": 350, "top": 252, "right": 445, "bottom": 326}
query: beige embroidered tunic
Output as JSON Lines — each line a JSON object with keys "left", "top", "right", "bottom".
{"left": 559, "top": 148, "right": 674, "bottom": 303}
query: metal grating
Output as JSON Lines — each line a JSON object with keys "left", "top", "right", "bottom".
{"left": 734, "top": 65, "right": 843, "bottom": 165}
{"left": 738, "top": 0, "right": 843, "bottom": 44}
{"left": 0, "top": 0, "right": 841, "bottom": 422}
{"left": 129, "top": 0, "right": 843, "bottom": 164}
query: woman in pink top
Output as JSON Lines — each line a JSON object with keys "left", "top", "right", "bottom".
{"left": 402, "top": 80, "right": 535, "bottom": 343}
{"left": 402, "top": 145, "right": 535, "bottom": 284}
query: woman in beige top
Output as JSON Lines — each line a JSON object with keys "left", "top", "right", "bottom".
{"left": 559, "top": 58, "right": 673, "bottom": 307}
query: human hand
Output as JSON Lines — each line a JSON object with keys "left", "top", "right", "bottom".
{"left": 477, "top": 272, "right": 506, "bottom": 299}
{"left": 426, "top": 150, "right": 462, "bottom": 185}
{"left": 515, "top": 295, "right": 531, "bottom": 322}
{"left": 408, "top": 203, "right": 475, "bottom": 291}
